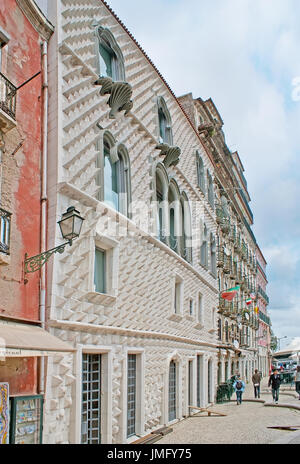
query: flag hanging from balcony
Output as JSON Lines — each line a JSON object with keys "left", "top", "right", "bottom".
{"left": 221, "top": 285, "right": 240, "bottom": 301}
{"left": 246, "top": 298, "right": 252, "bottom": 306}
{"left": 250, "top": 293, "right": 256, "bottom": 300}
{"left": 254, "top": 306, "right": 259, "bottom": 314}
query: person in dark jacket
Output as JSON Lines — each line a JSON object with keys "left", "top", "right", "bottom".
{"left": 268, "top": 369, "right": 281, "bottom": 403}
{"left": 252, "top": 369, "right": 261, "bottom": 399}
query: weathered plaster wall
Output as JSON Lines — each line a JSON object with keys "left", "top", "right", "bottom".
{"left": 0, "top": 0, "right": 42, "bottom": 322}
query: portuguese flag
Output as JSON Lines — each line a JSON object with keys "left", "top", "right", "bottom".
{"left": 246, "top": 298, "right": 252, "bottom": 306}
{"left": 221, "top": 285, "right": 240, "bottom": 301}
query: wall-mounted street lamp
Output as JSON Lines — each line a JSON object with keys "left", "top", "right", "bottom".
{"left": 24, "top": 207, "right": 84, "bottom": 282}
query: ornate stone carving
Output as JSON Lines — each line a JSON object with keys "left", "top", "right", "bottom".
{"left": 155, "top": 143, "right": 181, "bottom": 168}
{"left": 95, "top": 77, "right": 133, "bottom": 119}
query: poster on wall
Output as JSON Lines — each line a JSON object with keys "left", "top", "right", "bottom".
{"left": 0, "top": 383, "right": 9, "bottom": 444}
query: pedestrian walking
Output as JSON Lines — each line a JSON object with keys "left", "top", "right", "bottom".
{"left": 268, "top": 369, "right": 281, "bottom": 403}
{"left": 295, "top": 366, "right": 300, "bottom": 400}
{"left": 233, "top": 374, "right": 245, "bottom": 405}
{"left": 252, "top": 369, "right": 261, "bottom": 399}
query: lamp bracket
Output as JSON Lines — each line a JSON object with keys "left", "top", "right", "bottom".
{"left": 24, "top": 240, "right": 72, "bottom": 278}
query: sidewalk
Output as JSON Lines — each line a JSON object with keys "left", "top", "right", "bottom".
{"left": 158, "top": 377, "right": 300, "bottom": 445}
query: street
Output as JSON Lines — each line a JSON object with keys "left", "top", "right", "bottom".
{"left": 158, "top": 377, "right": 300, "bottom": 444}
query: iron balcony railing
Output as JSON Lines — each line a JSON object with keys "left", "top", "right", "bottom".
{"left": 0, "top": 72, "right": 17, "bottom": 120}
{"left": 0, "top": 207, "right": 11, "bottom": 254}
{"left": 257, "top": 285, "right": 269, "bottom": 304}
{"left": 259, "top": 310, "right": 271, "bottom": 326}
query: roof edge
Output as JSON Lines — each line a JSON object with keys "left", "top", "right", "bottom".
{"left": 16, "top": 0, "right": 54, "bottom": 41}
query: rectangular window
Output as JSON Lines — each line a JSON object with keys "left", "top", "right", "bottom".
{"left": 81, "top": 354, "right": 102, "bottom": 444}
{"left": 197, "top": 293, "right": 203, "bottom": 324}
{"left": 188, "top": 360, "right": 193, "bottom": 407}
{"left": 197, "top": 355, "right": 201, "bottom": 407}
{"left": 127, "top": 354, "right": 136, "bottom": 438}
{"left": 168, "top": 361, "right": 177, "bottom": 421}
{"left": 174, "top": 281, "right": 182, "bottom": 314}
{"left": 189, "top": 299, "right": 194, "bottom": 316}
{"left": 94, "top": 248, "right": 106, "bottom": 293}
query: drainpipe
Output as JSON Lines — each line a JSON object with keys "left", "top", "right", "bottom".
{"left": 39, "top": 41, "right": 48, "bottom": 395}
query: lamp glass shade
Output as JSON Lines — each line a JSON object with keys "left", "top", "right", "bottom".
{"left": 58, "top": 207, "right": 84, "bottom": 241}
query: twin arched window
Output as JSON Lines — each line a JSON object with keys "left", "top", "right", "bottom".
{"left": 97, "top": 132, "right": 131, "bottom": 217}
{"left": 156, "top": 165, "right": 192, "bottom": 263}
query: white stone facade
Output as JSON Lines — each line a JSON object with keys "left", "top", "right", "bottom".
{"left": 43, "top": 0, "right": 221, "bottom": 444}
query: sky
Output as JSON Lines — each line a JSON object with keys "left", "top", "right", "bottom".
{"left": 35, "top": 0, "right": 300, "bottom": 351}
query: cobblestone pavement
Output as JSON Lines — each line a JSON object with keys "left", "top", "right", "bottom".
{"left": 158, "top": 377, "right": 300, "bottom": 445}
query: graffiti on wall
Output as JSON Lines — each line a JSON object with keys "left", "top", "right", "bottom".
{"left": 0, "top": 383, "right": 9, "bottom": 444}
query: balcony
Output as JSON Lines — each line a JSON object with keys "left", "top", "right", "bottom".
{"left": 240, "top": 336, "right": 250, "bottom": 348}
{"left": 0, "top": 72, "right": 17, "bottom": 132}
{"left": 257, "top": 285, "right": 269, "bottom": 305}
{"left": 217, "top": 247, "right": 224, "bottom": 268}
{"left": 259, "top": 310, "right": 271, "bottom": 326}
{"left": 0, "top": 207, "right": 11, "bottom": 264}
{"left": 218, "top": 298, "right": 232, "bottom": 316}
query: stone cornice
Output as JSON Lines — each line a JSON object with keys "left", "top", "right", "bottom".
{"left": 49, "top": 319, "right": 219, "bottom": 350}
{"left": 16, "top": 0, "right": 54, "bottom": 41}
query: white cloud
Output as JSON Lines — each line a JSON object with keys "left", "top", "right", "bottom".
{"left": 105, "top": 0, "right": 300, "bottom": 340}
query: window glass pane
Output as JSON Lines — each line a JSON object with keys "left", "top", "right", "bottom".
{"left": 159, "top": 108, "right": 167, "bottom": 142}
{"left": 174, "top": 282, "right": 181, "bottom": 314}
{"left": 169, "top": 361, "right": 176, "bottom": 421}
{"left": 156, "top": 175, "right": 164, "bottom": 240}
{"left": 169, "top": 208, "right": 176, "bottom": 251}
{"left": 127, "top": 354, "right": 136, "bottom": 437}
{"left": 104, "top": 147, "right": 119, "bottom": 211}
{"left": 99, "top": 43, "right": 113, "bottom": 78}
{"left": 81, "top": 354, "right": 101, "bottom": 444}
{"left": 94, "top": 248, "right": 106, "bottom": 294}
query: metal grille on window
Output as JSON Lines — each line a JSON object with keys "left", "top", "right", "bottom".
{"left": 127, "top": 354, "right": 136, "bottom": 438}
{"left": 168, "top": 361, "right": 176, "bottom": 421}
{"left": 81, "top": 354, "right": 101, "bottom": 444}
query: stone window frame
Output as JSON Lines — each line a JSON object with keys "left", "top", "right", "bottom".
{"left": 74, "top": 345, "right": 113, "bottom": 444}
{"left": 163, "top": 351, "right": 183, "bottom": 425}
{"left": 196, "top": 150, "right": 206, "bottom": 194}
{"left": 122, "top": 347, "right": 145, "bottom": 443}
{"left": 207, "top": 170, "right": 214, "bottom": 209}
{"left": 156, "top": 96, "right": 173, "bottom": 145}
{"left": 96, "top": 129, "right": 132, "bottom": 219}
{"left": 200, "top": 223, "right": 208, "bottom": 269}
{"left": 180, "top": 191, "right": 193, "bottom": 264}
{"left": 154, "top": 163, "right": 193, "bottom": 262}
{"left": 210, "top": 232, "right": 217, "bottom": 277}
{"left": 95, "top": 25, "right": 125, "bottom": 81}
{"left": 83, "top": 232, "right": 119, "bottom": 307}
